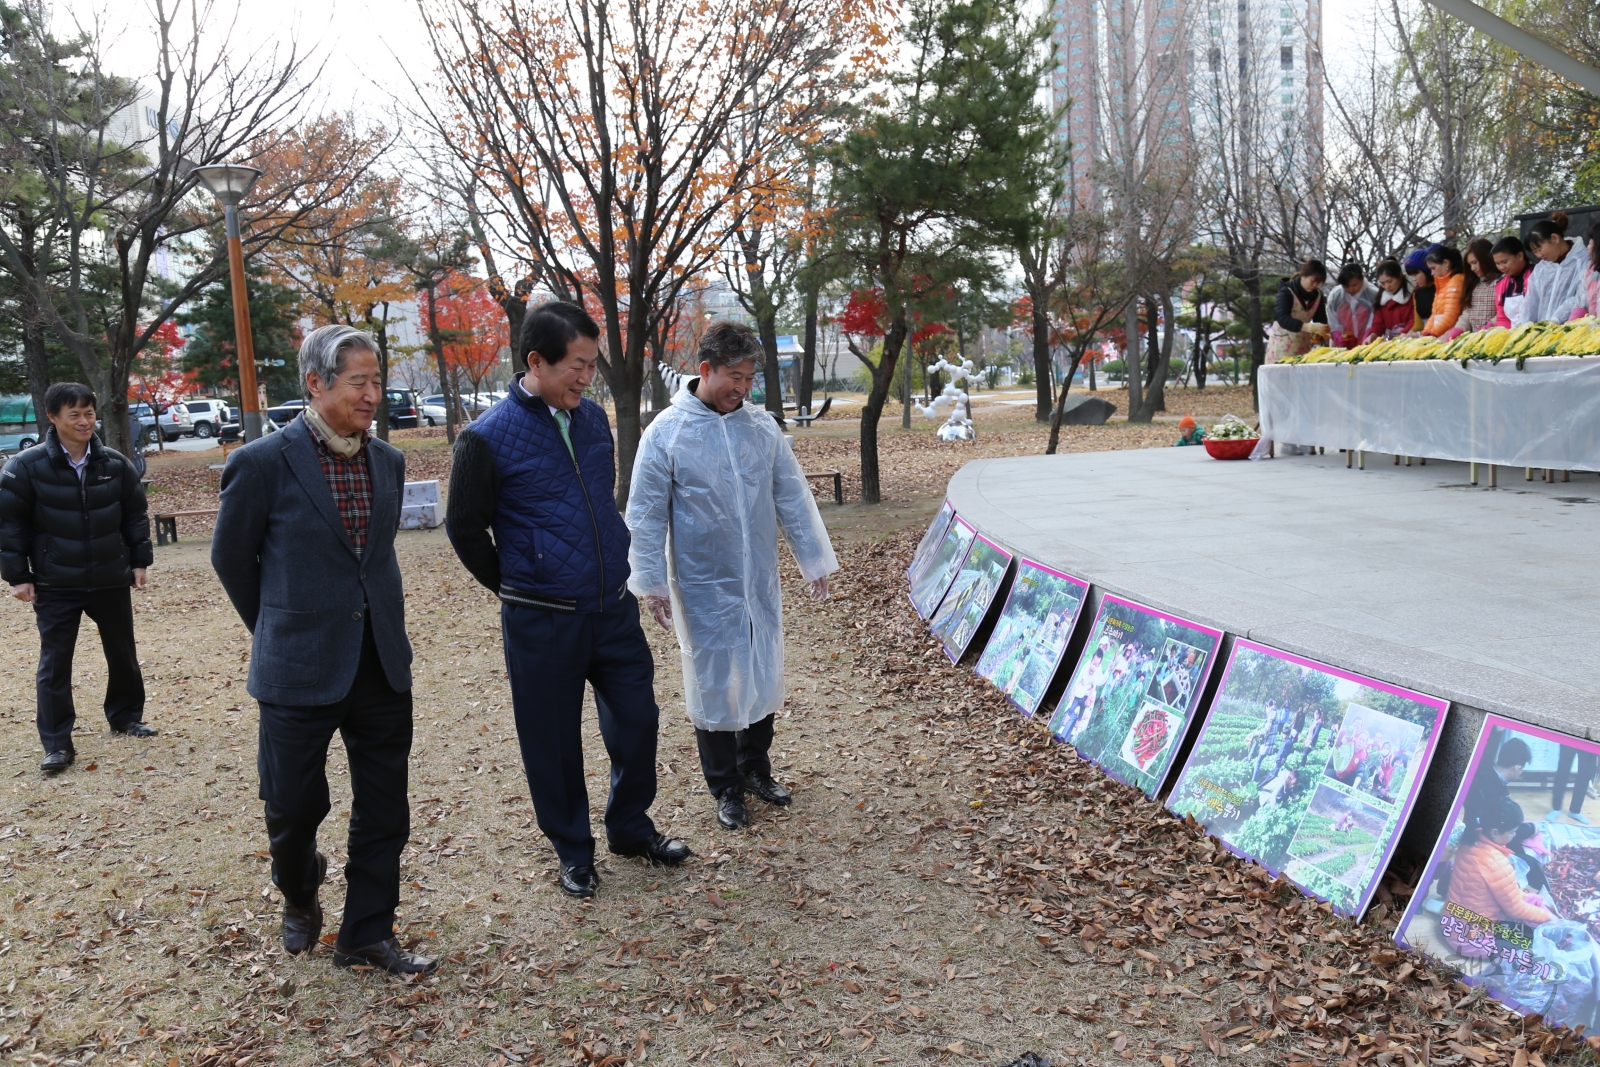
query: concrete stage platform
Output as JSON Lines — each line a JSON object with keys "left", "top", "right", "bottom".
{"left": 946, "top": 448, "right": 1600, "bottom": 862}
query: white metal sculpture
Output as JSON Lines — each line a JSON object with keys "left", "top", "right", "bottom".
{"left": 915, "top": 357, "right": 978, "bottom": 441}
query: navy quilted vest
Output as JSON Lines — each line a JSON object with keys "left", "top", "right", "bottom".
{"left": 471, "top": 392, "right": 632, "bottom": 613}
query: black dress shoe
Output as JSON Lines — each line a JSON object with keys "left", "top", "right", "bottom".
{"left": 745, "top": 771, "right": 792, "bottom": 806}
{"left": 610, "top": 831, "right": 694, "bottom": 866}
{"left": 715, "top": 789, "right": 749, "bottom": 829}
{"left": 332, "top": 938, "right": 438, "bottom": 976}
{"left": 111, "top": 721, "right": 158, "bottom": 738}
{"left": 282, "top": 852, "right": 328, "bottom": 955}
{"left": 40, "top": 750, "right": 74, "bottom": 775}
{"left": 558, "top": 863, "right": 599, "bottom": 898}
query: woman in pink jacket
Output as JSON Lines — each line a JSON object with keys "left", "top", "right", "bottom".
{"left": 1490, "top": 236, "right": 1533, "bottom": 329}
{"left": 1571, "top": 221, "right": 1599, "bottom": 321}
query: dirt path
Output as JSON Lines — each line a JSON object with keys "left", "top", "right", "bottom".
{"left": 0, "top": 530, "right": 1093, "bottom": 1067}
{"left": 0, "top": 414, "right": 1583, "bottom": 1067}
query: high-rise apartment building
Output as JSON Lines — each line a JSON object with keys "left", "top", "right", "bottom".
{"left": 1052, "top": 0, "right": 1101, "bottom": 209}
{"left": 1051, "top": 0, "right": 1324, "bottom": 217}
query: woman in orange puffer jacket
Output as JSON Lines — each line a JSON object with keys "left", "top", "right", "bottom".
{"left": 1444, "top": 797, "right": 1552, "bottom": 957}
{"left": 1422, "top": 246, "right": 1468, "bottom": 337}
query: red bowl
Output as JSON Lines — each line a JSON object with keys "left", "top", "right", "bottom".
{"left": 1204, "top": 437, "right": 1259, "bottom": 460}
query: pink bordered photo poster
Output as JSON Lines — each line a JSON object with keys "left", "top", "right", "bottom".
{"left": 908, "top": 516, "right": 977, "bottom": 619}
{"left": 1395, "top": 715, "right": 1600, "bottom": 1032}
{"left": 907, "top": 500, "right": 955, "bottom": 583}
{"left": 973, "top": 560, "right": 1090, "bottom": 718}
{"left": 927, "top": 533, "right": 1014, "bottom": 663}
{"left": 1168, "top": 640, "right": 1448, "bottom": 918}
{"left": 1044, "top": 595, "right": 1222, "bottom": 798}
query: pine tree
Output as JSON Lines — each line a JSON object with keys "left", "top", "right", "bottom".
{"left": 178, "top": 266, "right": 303, "bottom": 404}
{"left": 826, "top": 0, "right": 1059, "bottom": 503}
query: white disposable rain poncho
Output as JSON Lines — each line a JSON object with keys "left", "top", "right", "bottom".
{"left": 626, "top": 385, "right": 839, "bottom": 731}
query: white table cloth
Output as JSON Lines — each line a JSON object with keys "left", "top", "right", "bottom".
{"left": 1258, "top": 357, "right": 1600, "bottom": 470}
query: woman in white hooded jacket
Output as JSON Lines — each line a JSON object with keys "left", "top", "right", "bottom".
{"left": 1523, "top": 211, "right": 1590, "bottom": 323}
{"left": 1326, "top": 263, "right": 1379, "bottom": 348}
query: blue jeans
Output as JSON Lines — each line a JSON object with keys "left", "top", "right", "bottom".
{"left": 502, "top": 592, "right": 660, "bottom": 865}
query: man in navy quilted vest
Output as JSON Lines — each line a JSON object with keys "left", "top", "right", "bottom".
{"left": 447, "top": 300, "right": 692, "bottom": 899}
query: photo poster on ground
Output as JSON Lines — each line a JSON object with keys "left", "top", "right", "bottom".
{"left": 1167, "top": 640, "right": 1448, "bottom": 918}
{"left": 1044, "top": 595, "right": 1222, "bottom": 798}
{"left": 973, "top": 560, "right": 1091, "bottom": 717}
{"left": 927, "top": 534, "right": 1015, "bottom": 663}
{"left": 907, "top": 501, "right": 956, "bottom": 584}
{"left": 909, "top": 516, "right": 977, "bottom": 619}
{"left": 1396, "top": 716, "right": 1600, "bottom": 1032}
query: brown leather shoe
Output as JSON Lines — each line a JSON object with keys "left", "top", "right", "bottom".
{"left": 281, "top": 851, "right": 327, "bottom": 955}
{"left": 332, "top": 938, "right": 438, "bottom": 976}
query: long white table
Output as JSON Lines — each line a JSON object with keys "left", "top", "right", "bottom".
{"left": 1258, "top": 356, "right": 1600, "bottom": 471}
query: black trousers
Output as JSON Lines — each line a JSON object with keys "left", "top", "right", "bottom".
{"left": 33, "top": 585, "right": 145, "bottom": 753}
{"left": 696, "top": 713, "right": 775, "bottom": 797}
{"left": 257, "top": 622, "right": 413, "bottom": 950}
{"left": 502, "top": 592, "right": 660, "bottom": 866}
{"left": 1552, "top": 745, "right": 1599, "bottom": 815}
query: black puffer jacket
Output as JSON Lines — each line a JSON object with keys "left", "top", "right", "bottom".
{"left": 0, "top": 428, "right": 152, "bottom": 589}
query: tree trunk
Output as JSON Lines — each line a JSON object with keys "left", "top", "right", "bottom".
{"left": 1046, "top": 346, "right": 1090, "bottom": 454}
{"left": 20, "top": 305, "right": 49, "bottom": 441}
{"left": 859, "top": 318, "right": 907, "bottom": 504}
{"left": 426, "top": 283, "right": 457, "bottom": 444}
{"left": 799, "top": 282, "right": 819, "bottom": 415}
{"left": 1138, "top": 291, "right": 1174, "bottom": 418}
{"left": 900, "top": 337, "right": 913, "bottom": 430}
{"left": 16, "top": 224, "right": 49, "bottom": 439}
{"left": 1137, "top": 296, "right": 1165, "bottom": 420}
{"left": 1030, "top": 299, "right": 1053, "bottom": 421}
{"left": 610, "top": 308, "right": 653, "bottom": 513}
{"left": 755, "top": 306, "right": 785, "bottom": 424}
{"left": 1244, "top": 273, "right": 1265, "bottom": 410}
{"left": 1124, "top": 303, "right": 1142, "bottom": 418}
{"left": 374, "top": 311, "right": 392, "bottom": 443}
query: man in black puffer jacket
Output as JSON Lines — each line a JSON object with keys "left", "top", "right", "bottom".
{"left": 0, "top": 382, "right": 156, "bottom": 776}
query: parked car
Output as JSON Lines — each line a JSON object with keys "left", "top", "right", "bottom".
{"left": 0, "top": 431, "right": 38, "bottom": 454}
{"left": 157, "top": 402, "right": 194, "bottom": 441}
{"left": 420, "top": 393, "right": 497, "bottom": 424}
{"left": 385, "top": 389, "right": 420, "bottom": 430}
{"left": 181, "top": 398, "right": 231, "bottom": 439}
{"left": 0, "top": 395, "right": 39, "bottom": 452}
{"left": 218, "top": 416, "right": 280, "bottom": 443}
{"left": 265, "top": 399, "right": 306, "bottom": 427}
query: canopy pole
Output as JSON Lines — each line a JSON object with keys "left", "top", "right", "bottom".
{"left": 1421, "top": 0, "right": 1600, "bottom": 96}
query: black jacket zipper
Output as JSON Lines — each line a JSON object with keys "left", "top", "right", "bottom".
{"left": 564, "top": 411, "right": 607, "bottom": 602}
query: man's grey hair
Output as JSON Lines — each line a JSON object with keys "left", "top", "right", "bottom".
{"left": 697, "top": 320, "right": 762, "bottom": 370}
{"left": 299, "top": 324, "right": 380, "bottom": 395}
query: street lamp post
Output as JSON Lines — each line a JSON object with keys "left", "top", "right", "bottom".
{"left": 193, "top": 164, "right": 265, "bottom": 441}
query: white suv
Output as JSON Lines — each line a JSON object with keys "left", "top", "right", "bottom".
{"left": 181, "top": 398, "right": 230, "bottom": 439}
{"left": 153, "top": 403, "right": 193, "bottom": 442}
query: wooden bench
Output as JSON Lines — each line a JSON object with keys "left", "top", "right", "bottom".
{"left": 155, "top": 509, "right": 219, "bottom": 546}
{"left": 804, "top": 470, "right": 843, "bottom": 505}
{"left": 207, "top": 441, "right": 239, "bottom": 487}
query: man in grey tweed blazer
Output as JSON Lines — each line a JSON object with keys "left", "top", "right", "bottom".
{"left": 212, "top": 324, "right": 435, "bottom": 976}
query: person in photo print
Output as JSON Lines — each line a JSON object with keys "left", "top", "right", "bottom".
{"left": 1057, "top": 647, "right": 1106, "bottom": 740}
{"left": 1443, "top": 797, "right": 1553, "bottom": 958}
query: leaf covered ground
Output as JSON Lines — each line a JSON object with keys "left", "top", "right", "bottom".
{"left": 3, "top": 395, "right": 1586, "bottom": 1067}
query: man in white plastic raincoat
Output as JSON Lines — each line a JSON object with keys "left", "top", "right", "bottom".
{"left": 626, "top": 322, "right": 838, "bottom": 830}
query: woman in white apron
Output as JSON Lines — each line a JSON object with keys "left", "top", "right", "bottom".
{"left": 1266, "top": 260, "right": 1329, "bottom": 364}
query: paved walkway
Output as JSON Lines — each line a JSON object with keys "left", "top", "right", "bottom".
{"left": 947, "top": 448, "right": 1600, "bottom": 739}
